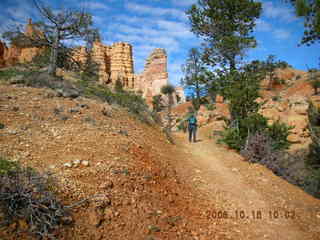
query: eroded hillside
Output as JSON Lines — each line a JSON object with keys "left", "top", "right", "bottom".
{"left": 0, "top": 84, "right": 229, "bottom": 239}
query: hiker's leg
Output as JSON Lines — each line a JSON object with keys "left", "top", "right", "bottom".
{"left": 188, "top": 126, "right": 192, "bottom": 142}
{"left": 193, "top": 126, "right": 197, "bottom": 142}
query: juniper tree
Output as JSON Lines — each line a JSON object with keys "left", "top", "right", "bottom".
{"left": 161, "top": 84, "right": 176, "bottom": 132}
{"left": 2, "top": 0, "right": 98, "bottom": 76}
{"left": 181, "top": 48, "right": 209, "bottom": 110}
{"left": 288, "top": 0, "right": 320, "bottom": 45}
{"left": 186, "top": 0, "right": 262, "bottom": 71}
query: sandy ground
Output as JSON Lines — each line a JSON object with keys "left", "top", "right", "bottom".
{"left": 173, "top": 124, "right": 320, "bottom": 240}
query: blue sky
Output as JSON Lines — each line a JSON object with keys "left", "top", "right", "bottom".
{"left": 0, "top": 0, "right": 319, "bottom": 86}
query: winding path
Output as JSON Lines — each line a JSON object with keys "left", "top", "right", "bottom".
{"left": 173, "top": 124, "right": 320, "bottom": 239}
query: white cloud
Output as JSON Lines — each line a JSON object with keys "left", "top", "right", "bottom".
{"left": 125, "top": 3, "right": 187, "bottom": 21}
{"left": 171, "top": 0, "right": 196, "bottom": 7}
{"left": 263, "top": 1, "right": 297, "bottom": 22}
{"left": 255, "top": 19, "right": 272, "bottom": 32}
{"left": 155, "top": 19, "right": 193, "bottom": 38}
{"left": 81, "top": 2, "right": 109, "bottom": 11}
{"left": 273, "top": 29, "right": 291, "bottom": 40}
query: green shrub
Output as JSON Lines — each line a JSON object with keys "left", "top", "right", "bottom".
{"left": 0, "top": 156, "right": 19, "bottom": 175}
{"left": 221, "top": 113, "right": 268, "bottom": 150}
{"left": 152, "top": 94, "right": 164, "bottom": 112}
{"left": 191, "top": 98, "right": 201, "bottom": 111}
{"left": 0, "top": 68, "right": 24, "bottom": 81}
{"left": 296, "top": 75, "right": 302, "bottom": 80}
{"left": 114, "top": 79, "right": 124, "bottom": 93}
{"left": 274, "top": 78, "right": 286, "bottom": 85}
{"left": 177, "top": 120, "right": 187, "bottom": 133}
{"left": 307, "top": 102, "right": 320, "bottom": 167}
{"left": 304, "top": 168, "right": 320, "bottom": 197}
{"left": 311, "top": 80, "right": 320, "bottom": 95}
{"left": 220, "top": 127, "right": 243, "bottom": 150}
{"left": 272, "top": 95, "right": 281, "bottom": 101}
{"left": 82, "top": 84, "right": 156, "bottom": 124}
{"left": 267, "top": 120, "right": 293, "bottom": 150}
{"left": 31, "top": 48, "right": 51, "bottom": 68}
{"left": 221, "top": 113, "right": 291, "bottom": 151}
{"left": 205, "top": 103, "right": 215, "bottom": 111}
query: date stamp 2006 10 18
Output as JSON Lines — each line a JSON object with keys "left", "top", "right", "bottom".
{"left": 205, "top": 210, "right": 296, "bottom": 220}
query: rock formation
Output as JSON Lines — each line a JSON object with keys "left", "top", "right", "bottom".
{"left": 0, "top": 41, "right": 7, "bottom": 67}
{"left": 1, "top": 19, "right": 186, "bottom": 107}
{"left": 74, "top": 43, "right": 186, "bottom": 106}
{"left": 136, "top": 48, "right": 169, "bottom": 103}
{"left": 73, "top": 41, "right": 135, "bottom": 88}
{"left": 0, "top": 19, "right": 44, "bottom": 67}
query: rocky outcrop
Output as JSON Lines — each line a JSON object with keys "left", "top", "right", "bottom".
{"left": 4, "top": 45, "right": 21, "bottom": 66}
{"left": 74, "top": 41, "right": 135, "bottom": 88}
{"left": 2, "top": 20, "right": 186, "bottom": 107}
{"left": 136, "top": 48, "right": 169, "bottom": 104}
{"left": 0, "top": 19, "right": 44, "bottom": 67}
{"left": 74, "top": 44, "right": 182, "bottom": 106}
{"left": 0, "top": 41, "right": 7, "bottom": 67}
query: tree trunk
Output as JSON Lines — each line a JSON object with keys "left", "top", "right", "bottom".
{"left": 195, "top": 81, "right": 201, "bottom": 110}
{"left": 48, "top": 29, "right": 59, "bottom": 76}
{"left": 167, "top": 94, "right": 174, "bottom": 132}
{"left": 229, "top": 57, "right": 236, "bottom": 72}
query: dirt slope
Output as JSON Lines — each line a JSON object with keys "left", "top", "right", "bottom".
{"left": 0, "top": 84, "right": 231, "bottom": 239}
{"left": 173, "top": 124, "right": 320, "bottom": 240}
{"left": 1, "top": 83, "right": 320, "bottom": 239}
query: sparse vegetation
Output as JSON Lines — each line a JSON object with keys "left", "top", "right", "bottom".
{"left": 0, "top": 156, "right": 71, "bottom": 239}
{"left": 307, "top": 102, "right": 320, "bottom": 167}
{"left": 161, "top": 84, "right": 176, "bottom": 131}
{"left": 80, "top": 82, "right": 155, "bottom": 124}
{"left": 272, "top": 95, "right": 281, "bottom": 101}
{"left": 152, "top": 94, "right": 164, "bottom": 112}
{"left": 205, "top": 103, "right": 215, "bottom": 111}
{"left": 114, "top": 79, "right": 124, "bottom": 93}
{"left": 0, "top": 68, "right": 26, "bottom": 82}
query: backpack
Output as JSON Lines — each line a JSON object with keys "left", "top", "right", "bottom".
{"left": 188, "top": 115, "right": 197, "bottom": 125}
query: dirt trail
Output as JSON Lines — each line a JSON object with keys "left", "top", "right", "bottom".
{"left": 173, "top": 124, "right": 320, "bottom": 240}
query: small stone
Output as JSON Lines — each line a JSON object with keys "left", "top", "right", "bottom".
{"left": 92, "top": 195, "right": 111, "bottom": 208}
{"left": 104, "top": 208, "right": 113, "bottom": 220}
{"left": 53, "top": 107, "right": 64, "bottom": 115}
{"left": 287, "top": 134, "right": 302, "bottom": 144}
{"left": 8, "top": 129, "right": 17, "bottom": 135}
{"left": 18, "top": 220, "right": 28, "bottom": 231}
{"left": 49, "top": 165, "right": 56, "bottom": 170}
{"left": 78, "top": 103, "right": 89, "bottom": 109}
{"left": 12, "top": 106, "right": 19, "bottom": 112}
{"left": 73, "top": 159, "right": 81, "bottom": 167}
{"left": 81, "top": 160, "right": 90, "bottom": 167}
{"left": 59, "top": 115, "right": 69, "bottom": 121}
{"left": 57, "top": 88, "right": 79, "bottom": 99}
{"left": 63, "top": 162, "right": 73, "bottom": 168}
{"left": 102, "top": 105, "right": 112, "bottom": 117}
{"left": 99, "top": 180, "right": 114, "bottom": 190}
{"left": 9, "top": 75, "right": 24, "bottom": 84}
{"left": 88, "top": 208, "right": 104, "bottom": 227}
{"left": 44, "top": 90, "right": 56, "bottom": 98}
{"left": 119, "top": 129, "right": 128, "bottom": 136}
{"left": 69, "top": 108, "right": 80, "bottom": 113}
{"left": 148, "top": 225, "right": 161, "bottom": 233}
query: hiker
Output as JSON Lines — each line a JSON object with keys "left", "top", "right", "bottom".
{"left": 187, "top": 112, "right": 197, "bottom": 143}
